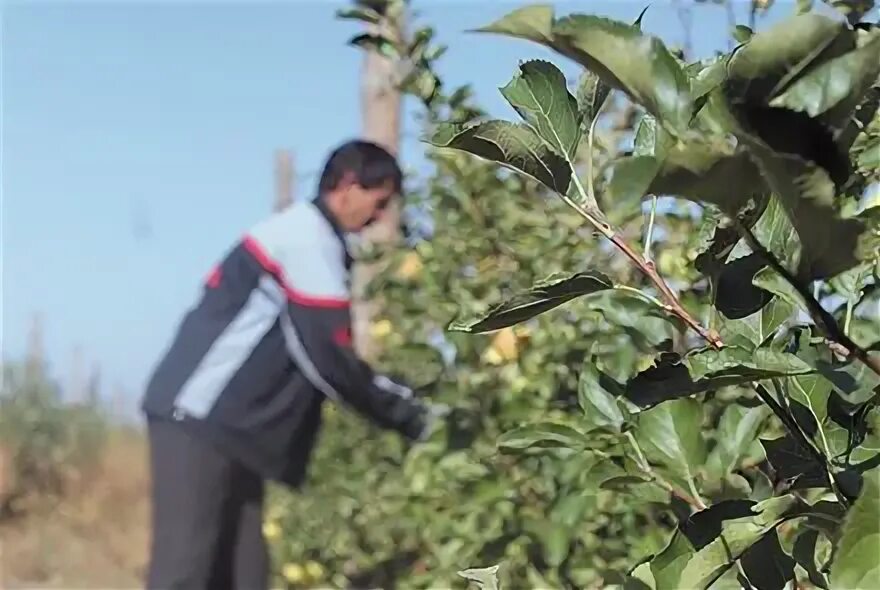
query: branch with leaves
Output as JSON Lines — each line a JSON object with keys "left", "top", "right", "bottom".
{"left": 324, "top": 2, "right": 880, "bottom": 589}
{"left": 417, "top": 3, "right": 880, "bottom": 589}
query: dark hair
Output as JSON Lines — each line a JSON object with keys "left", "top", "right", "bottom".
{"left": 317, "top": 139, "right": 402, "bottom": 196}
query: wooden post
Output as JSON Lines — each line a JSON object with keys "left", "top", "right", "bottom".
{"left": 274, "top": 149, "right": 295, "bottom": 212}
{"left": 25, "top": 313, "right": 45, "bottom": 379}
{"left": 351, "top": 3, "right": 405, "bottom": 361}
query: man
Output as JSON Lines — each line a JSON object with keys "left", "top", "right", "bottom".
{"left": 140, "top": 139, "right": 441, "bottom": 590}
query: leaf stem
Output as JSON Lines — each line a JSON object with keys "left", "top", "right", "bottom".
{"left": 564, "top": 127, "right": 722, "bottom": 349}
{"left": 685, "top": 473, "right": 707, "bottom": 510}
{"left": 613, "top": 284, "right": 671, "bottom": 312}
{"left": 753, "top": 383, "right": 850, "bottom": 508}
{"left": 844, "top": 300, "right": 854, "bottom": 337}
{"left": 625, "top": 432, "right": 707, "bottom": 510}
{"left": 586, "top": 110, "right": 602, "bottom": 205}
{"left": 644, "top": 195, "right": 658, "bottom": 262}
{"left": 608, "top": 232, "right": 723, "bottom": 349}
{"left": 737, "top": 223, "right": 880, "bottom": 378}
{"left": 791, "top": 378, "right": 834, "bottom": 467}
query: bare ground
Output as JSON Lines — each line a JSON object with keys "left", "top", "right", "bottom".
{"left": 0, "top": 430, "right": 150, "bottom": 589}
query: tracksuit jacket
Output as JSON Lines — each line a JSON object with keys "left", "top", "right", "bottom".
{"left": 140, "top": 198, "right": 430, "bottom": 487}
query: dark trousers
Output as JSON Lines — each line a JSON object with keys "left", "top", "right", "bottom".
{"left": 145, "top": 418, "right": 269, "bottom": 590}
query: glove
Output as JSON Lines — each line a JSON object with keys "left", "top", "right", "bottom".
{"left": 416, "top": 402, "right": 452, "bottom": 442}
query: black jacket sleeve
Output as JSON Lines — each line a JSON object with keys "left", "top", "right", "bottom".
{"left": 280, "top": 294, "right": 430, "bottom": 441}
{"left": 250, "top": 206, "right": 433, "bottom": 441}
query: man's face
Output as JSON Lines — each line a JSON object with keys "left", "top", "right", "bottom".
{"left": 338, "top": 180, "right": 396, "bottom": 232}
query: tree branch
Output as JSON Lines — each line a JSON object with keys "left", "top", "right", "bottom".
{"left": 737, "top": 223, "right": 880, "bottom": 378}
{"left": 608, "top": 231, "right": 723, "bottom": 349}
{"left": 753, "top": 383, "right": 850, "bottom": 508}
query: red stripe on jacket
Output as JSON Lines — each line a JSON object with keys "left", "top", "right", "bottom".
{"left": 240, "top": 235, "right": 351, "bottom": 309}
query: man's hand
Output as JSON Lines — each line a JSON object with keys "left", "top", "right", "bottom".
{"left": 416, "top": 402, "right": 452, "bottom": 442}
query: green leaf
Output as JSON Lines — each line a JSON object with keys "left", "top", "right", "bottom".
{"left": 635, "top": 398, "right": 707, "bottom": 485}
{"left": 858, "top": 135, "right": 880, "bottom": 170}
{"left": 628, "top": 562, "right": 656, "bottom": 589}
{"left": 711, "top": 252, "right": 775, "bottom": 320}
{"left": 538, "top": 522, "right": 572, "bottom": 567}
{"left": 771, "top": 30, "right": 880, "bottom": 126}
{"left": 824, "top": 0, "right": 877, "bottom": 21}
{"left": 690, "top": 57, "right": 729, "bottom": 102}
{"left": 739, "top": 530, "right": 796, "bottom": 590}
{"left": 831, "top": 260, "right": 873, "bottom": 303}
{"left": 693, "top": 87, "right": 742, "bottom": 136}
{"left": 401, "top": 67, "right": 440, "bottom": 105}
{"left": 633, "top": 114, "right": 674, "bottom": 160}
{"left": 830, "top": 467, "right": 880, "bottom": 589}
{"left": 608, "top": 135, "right": 759, "bottom": 222}
{"left": 680, "top": 500, "right": 757, "bottom": 550}
{"left": 624, "top": 347, "right": 815, "bottom": 408}
{"left": 798, "top": 0, "right": 815, "bottom": 13}
{"left": 633, "top": 5, "right": 650, "bottom": 29}
{"left": 427, "top": 120, "right": 571, "bottom": 194}
{"left": 599, "top": 476, "right": 670, "bottom": 504}
{"left": 497, "top": 422, "right": 588, "bottom": 452}
{"left": 551, "top": 490, "right": 593, "bottom": 527}
{"left": 678, "top": 495, "right": 803, "bottom": 589}
{"left": 335, "top": 6, "right": 382, "bottom": 24}
{"left": 551, "top": 15, "right": 693, "bottom": 134}
{"left": 789, "top": 373, "right": 833, "bottom": 427}
{"left": 736, "top": 116, "right": 866, "bottom": 280}
{"left": 694, "top": 197, "right": 782, "bottom": 332}
{"left": 645, "top": 140, "right": 764, "bottom": 216}
{"left": 732, "top": 25, "right": 754, "bottom": 44}
{"left": 348, "top": 33, "right": 399, "bottom": 58}
{"left": 606, "top": 156, "right": 661, "bottom": 207}
{"left": 840, "top": 83, "right": 879, "bottom": 152}
{"left": 718, "top": 296, "right": 794, "bottom": 349}
{"left": 650, "top": 530, "right": 694, "bottom": 589}
{"left": 500, "top": 60, "right": 582, "bottom": 159}
{"left": 687, "top": 346, "right": 815, "bottom": 380}
{"left": 578, "top": 362, "right": 629, "bottom": 433}
{"left": 471, "top": 4, "right": 554, "bottom": 44}
{"left": 798, "top": 346, "right": 880, "bottom": 407}
{"left": 498, "top": 60, "right": 611, "bottom": 220}
{"left": 458, "top": 565, "right": 501, "bottom": 590}
{"left": 760, "top": 434, "right": 829, "bottom": 489}
{"left": 708, "top": 405, "right": 771, "bottom": 478}
{"left": 748, "top": 192, "right": 802, "bottom": 268}
{"left": 576, "top": 70, "right": 611, "bottom": 126}
{"left": 448, "top": 270, "right": 613, "bottom": 333}
{"left": 475, "top": 7, "right": 692, "bottom": 134}
{"left": 793, "top": 529, "right": 831, "bottom": 588}
{"left": 726, "top": 13, "right": 850, "bottom": 101}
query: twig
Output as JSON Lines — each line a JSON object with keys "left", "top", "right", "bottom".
{"left": 626, "top": 432, "right": 708, "bottom": 510}
{"left": 844, "top": 300, "right": 854, "bottom": 336}
{"left": 585, "top": 105, "right": 603, "bottom": 206}
{"left": 737, "top": 223, "right": 880, "bottom": 378}
{"left": 559, "top": 179, "right": 722, "bottom": 349}
{"left": 644, "top": 195, "right": 658, "bottom": 261}
{"left": 753, "top": 384, "right": 850, "bottom": 508}
{"left": 608, "top": 232, "right": 723, "bottom": 349}
{"left": 561, "top": 93, "right": 722, "bottom": 350}
{"left": 614, "top": 284, "right": 671, "bottom": 312}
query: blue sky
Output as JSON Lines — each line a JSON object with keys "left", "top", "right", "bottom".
{"left": 2, "top": 0, "right": 796, "bottom": 409}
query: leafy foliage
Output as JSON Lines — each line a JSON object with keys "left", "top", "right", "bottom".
{"left": 0, "top": 359, "right": 109, "bottom": 520}
{"left": 267, "top": 1, "right": 880, "bottom": 588}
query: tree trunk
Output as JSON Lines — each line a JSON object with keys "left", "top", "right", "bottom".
{"left": 351, "top": 13, "right": 404, "bottom": 361}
